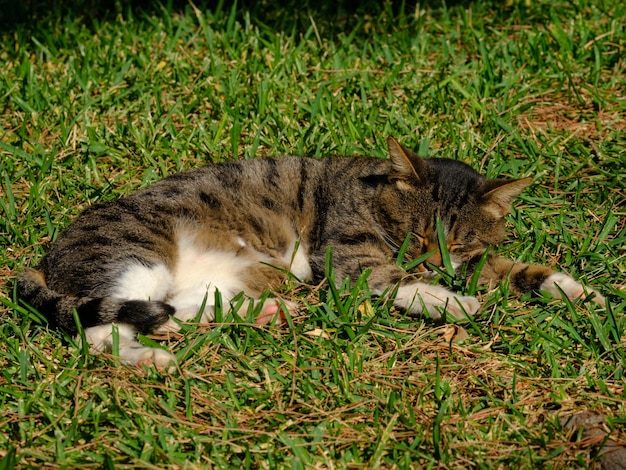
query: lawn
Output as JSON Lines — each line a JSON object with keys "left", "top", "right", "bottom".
{"left": 1, "top": 0, "right": 625, "bottom": 467}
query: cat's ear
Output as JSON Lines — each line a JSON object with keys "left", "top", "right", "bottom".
{"left": 386, "top": 136, "right": 428, "bottom": 181}
{"left": 481, "top": 177, "right": 532, "bottom": 218}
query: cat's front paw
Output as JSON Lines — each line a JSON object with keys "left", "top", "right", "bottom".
{"left": 395, "top": 284, "right": 480, "bottom": 320}
{"left": 428, "top": 294, "right": 480, "bottom": 321}
{"left": 541, "top": 272, "right": 605, "bottom": 307}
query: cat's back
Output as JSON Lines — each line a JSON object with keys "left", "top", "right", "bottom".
{"left": 111, "top": 154, "right": 390, "bottom": 227}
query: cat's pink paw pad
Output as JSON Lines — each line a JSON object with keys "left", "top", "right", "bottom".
{"left": 255, "top": 299, "right": 297, "bottom": 326}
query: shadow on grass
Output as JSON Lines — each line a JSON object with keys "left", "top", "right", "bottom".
{"left": 1, "top": 0, "right": 476, "bottom": 34}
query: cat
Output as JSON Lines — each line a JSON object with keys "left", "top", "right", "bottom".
{"left": 17, "top": 136, "right": 605, "bottom": 370}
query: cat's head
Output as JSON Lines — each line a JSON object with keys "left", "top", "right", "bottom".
{"left": 381, "top": 136, "right": 531, "bottom": 271}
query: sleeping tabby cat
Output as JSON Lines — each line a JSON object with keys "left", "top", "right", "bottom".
{"left": 18, "top": 137, "right": 604, "bottom": 369}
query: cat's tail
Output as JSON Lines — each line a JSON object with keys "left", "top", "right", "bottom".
{"left": 17, "top": 268, "right": 174, "bottom": 335}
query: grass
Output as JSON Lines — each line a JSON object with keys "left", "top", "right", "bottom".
{"left": 1, "top": 0, "right": 625, "bottom": 467}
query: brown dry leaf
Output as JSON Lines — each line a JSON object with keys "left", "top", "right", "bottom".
{"left": 441, "top": 324, "right": 470, "bottom": 343}
{"left": 304, "top": 328, "right": 331, "bottom": 340}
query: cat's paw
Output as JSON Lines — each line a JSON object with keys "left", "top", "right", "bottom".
{"left": 255, "top": 298, "right": 297, "bottom": 326}
{"left": 127, "top": 346, "right": 177, "bottom": 373}
{"left": 427, "top": 294, "right": 480, "bottom": 321}
{"left": 395, "top": 284, "right": 480, "bottom": 320}
{"left": 452, "top": 295, "right": 481, "bottom": 318}
{"left": 541, "top": 272, "right": 605, "bottom": 307}
{"left": 85, "top": 324, "right": 177, "bottom": 372}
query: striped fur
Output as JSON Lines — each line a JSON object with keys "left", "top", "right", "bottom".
{"left": 17, "top": 137, "right": 604, "bottom": 369}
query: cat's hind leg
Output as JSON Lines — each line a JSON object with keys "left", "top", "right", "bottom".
{"left": 84, "top": 323, "right": 176, "bottom": 371}
{"left": 159, "top": 242, "right": 299, "bottom": 330}
{"left": 162, "top": 245, "right": 256, "bottom": 329}
{"left": 241, "top": 262, "right": 298, "bottom": 325}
